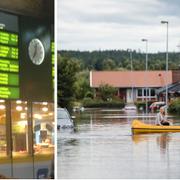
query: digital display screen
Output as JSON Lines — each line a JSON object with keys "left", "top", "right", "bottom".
{"left": 51, "top": 42, "right": 54, "bottom": 65}
{"left": 52, "top": 54, "right": 54, "bottom": 65}
{"left": 0, "top": 31, "right": 18, "bottom": 46}
{"left": 0, "top": 30, "right": 19, "bottom": 99}
{"left": 0, "top": 59, "right": 19, "bottom": 72}
{"left": 0, "top": 45, "right": 18, "bottom": 59}
{"left": 0, "top": 87, "right": 19, "bottom": 99}
{"left": 0, "top": 73, "right": 19, "bottom": 86}
{"left": 51, "top": 41, "right": 54, "bottom": 89}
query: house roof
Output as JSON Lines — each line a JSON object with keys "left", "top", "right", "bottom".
{"left": 156, "top": 82, "right": 180, "bottom": 94}
{"left": 90, "top": 71, "right": 173, "bottom": 88}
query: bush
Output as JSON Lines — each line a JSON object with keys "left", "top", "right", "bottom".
{"left": 99, "top": 84, "right": 117, "bottom": 101}
{"left": 82, "top": 98, "right": 125, "bottom": 108}
{"left": 85, "top": 91, "right": 94, "bottom": 99}
{"left": 168, "top": 99, "right": 180, "bottom": 115}
{"left": 135, "top": 101, "right": 154, "bottom": 110}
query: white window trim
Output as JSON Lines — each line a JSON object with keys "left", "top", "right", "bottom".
{"left": 136, "top": 88, "right": 157, "bottom": 99}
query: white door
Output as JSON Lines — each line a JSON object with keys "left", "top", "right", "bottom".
{"left": 126, "top": 89, "right": 133, "bottom": 103}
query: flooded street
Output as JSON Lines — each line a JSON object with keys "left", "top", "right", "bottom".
{"left": 57, "top": 109, "right": 180, "bottom": 179}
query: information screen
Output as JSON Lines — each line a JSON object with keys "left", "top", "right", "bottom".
{"left": 0, "top": 31, "right": 18, "bottom": 46}
{"left": 0, "top": 30, "right": 19, "bottom": 99}
{"left": 0, "top": 45, "right": 18, "bottom": 59}
{"left": 51, "top": 41, "right": 54, "bottom": 86}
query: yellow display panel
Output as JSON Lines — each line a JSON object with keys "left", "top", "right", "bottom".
{"left": 0, "top": 59, "right": 19, "bottom": 72}
{"left": 0, "top": 31, "right": 18, "bottom": 46}
{"left": 0, "top": 73, "right": 19, "bottom": 86}
{"left": 51, "top": 41, "right": 54, "bottom": 92}
{"left": 0, "top": 87, "right": 19, "bottom": 99}
{"left": 0, "top": 45, "right": 18, "bottom": 59}
{"left": 0, "top": 30, "right": 19, "bottom": 99}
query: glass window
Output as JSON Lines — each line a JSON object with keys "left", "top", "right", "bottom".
{"left": 33, "top": 102, "right": 54, "bottom": 155}
{"left": 11, "top": 101, "right": 28, "bottom": 156}
{"left": 138, "top": 89, "right": 142, "bottom": 96}
{"left": 151, "top": 89, "right": 156, "bottom": 96}
{"left": 143, "top": 89, "right": 146, "bottom": 96}
{"left": 143, "top": 89, "right": 149, "bottom": 97}
{"left": 58, "top": 109, "right": 69, "bottom": 119}
{"left": 0, "top": 100, "right": 6, "bottom": 158}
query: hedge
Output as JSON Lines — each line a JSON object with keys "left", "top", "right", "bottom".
{"left": 82, "top": 98, "right": 125, "bottom": 108}
{"left": 168, "top": 99, "right": 180, "bottom": 115}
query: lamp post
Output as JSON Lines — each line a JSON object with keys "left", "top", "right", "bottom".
{"left": 142, "top": 39, "right": 148, "bottom": 114}
{"left": 127, "top": 49, "right": 133, "bottom": 103}
{"left": 161, "top": 20, "right": 169, "bottom": 112}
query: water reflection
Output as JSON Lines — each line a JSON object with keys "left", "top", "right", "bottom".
{"left": 58, "top": 109, "right": 180, "bottom": 179}
{"left": 132, "top": 133, "right": 171, "bottom": 154}
{"left": 157, "top": 133, "right": 170, "bottom": 154}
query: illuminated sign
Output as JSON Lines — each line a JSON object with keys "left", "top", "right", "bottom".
{"left": 51, "top": 41, "right": 54, "bottom": 88}
{"left": 51, "top": 42, "right": 54, "bottom": 65}
{"left": 0, "top": 73, "right": 19, "bottom": 85}
{"left": 52, "top": 54, "right": 54, "bottom": 65}
{"left": 0, "top": 59, "right": 19, "bottom": 72}
{"left": 0, "top": 45, "right": 18, "bottom": 59}
{"left": 0, "top": 31, "right": 18, "bottom": 46}
{"left": 0, "top": 87, "right": 19, "bottom": 99}
{"left": 0, "top": 30, "right": 19, "bottom": 99}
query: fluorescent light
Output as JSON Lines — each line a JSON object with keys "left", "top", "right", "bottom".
{"left": 0, "top": 105, "right": 5, "bottom": 110}
{"left": 42, "top": 107, "right": 48, "bottom": 112}
{"left": 16, "top": 100, "right": 22, "bottom": 104}
{"left": 16, "top": 106, "right": 23, "bottom": 111}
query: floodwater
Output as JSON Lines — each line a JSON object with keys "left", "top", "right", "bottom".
{"left": 57, "top": 109, "right": 180, "bottom": 179}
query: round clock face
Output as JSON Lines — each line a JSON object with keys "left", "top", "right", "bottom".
{"left": 28, "top": 38, "right": 45, "bottom": 65}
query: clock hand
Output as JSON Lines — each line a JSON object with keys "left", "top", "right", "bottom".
{"left": 33, "top": 43, "right": 38, "bottom": 58}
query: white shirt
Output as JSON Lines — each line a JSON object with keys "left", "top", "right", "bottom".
{"left": 155, "top": 112, "right": 167, "bottom": 125}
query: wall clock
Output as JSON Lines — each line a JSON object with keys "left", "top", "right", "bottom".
{"left": 28, "top": 38, "right": 45, "bottom": 65}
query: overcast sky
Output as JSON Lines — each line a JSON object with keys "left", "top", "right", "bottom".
{"left": 57, "top": 0, "right": 180, "bottom": 53}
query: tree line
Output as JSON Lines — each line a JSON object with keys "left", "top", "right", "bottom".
{"left": 59, "top": 50, "right": 180, "bottom": 71}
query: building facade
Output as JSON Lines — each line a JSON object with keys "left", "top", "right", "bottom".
{"left": 90, "top": 70, "right": 180, "bottom": 103}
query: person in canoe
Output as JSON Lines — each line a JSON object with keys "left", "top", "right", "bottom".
{"left": 155, "top": 107, "right": 172, "bottom": 126}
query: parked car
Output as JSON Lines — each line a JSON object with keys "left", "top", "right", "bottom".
{"left": 57, "top": 108, "right": 74, "bottom": 129}
{"left": 124, "top": 103, "right": 137, "bottom": 111}
{"left": 149, "top": 101, "right": 166, "bottom": 112}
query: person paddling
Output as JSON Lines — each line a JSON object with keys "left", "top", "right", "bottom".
{"left": 155, "top": 107, "right": 171, "bottom": 126}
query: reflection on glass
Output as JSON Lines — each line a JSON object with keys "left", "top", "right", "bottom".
{"left": 0, "top": 100, "right": 6, "bottom": 157}
{"left": 11, "top": 101, "right": 28, "bottom": 156}
{"left": 33, "top": 102, "right": 54, "bottom": 155}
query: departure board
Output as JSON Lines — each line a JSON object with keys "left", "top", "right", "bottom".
{"left": 0, "top": 31, "right": 18, "bottom": 46}
{"left": 0, "top": 30, "right": 19, "bottom": 99}
{"left": 0, "top": 87, "right": 19, "bottom": 99}
{"left": 0, "top": 45, "right": 18, "bottom": 59}
{"left": 0, "top": 59, "right": 19, "bottom": 72}
{"left": 51, "top": 41, "right": 54, "bottom": 88}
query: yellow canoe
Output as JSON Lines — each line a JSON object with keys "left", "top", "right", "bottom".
{"left": 132, "top": 120, "right": 180, "bottom": 134}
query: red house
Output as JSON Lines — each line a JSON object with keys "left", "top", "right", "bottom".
{"left": 90, "top": 70, "right": 180, "bottom": 103}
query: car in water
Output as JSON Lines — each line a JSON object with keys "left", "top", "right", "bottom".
{"left": 124, "top": 103, "right": 137, "bottom": 111}
{"left": 57, "top": 108, "right": 74, "bottom": 129}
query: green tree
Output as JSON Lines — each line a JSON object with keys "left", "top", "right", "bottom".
{"left": 102, "top": 58, "right": 116, "bottom": 70}
{"left": 58, "top": 55, "right": 80, "bottom": 109}
{"left": 74, "top": 71, "right": 92, "bottom": 99}
{"left": 58, "top": 50, "right": 180, "bottom": 71}
{"left": 99, "top": 84, "right": 117, "bottom": 101}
